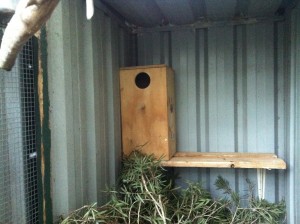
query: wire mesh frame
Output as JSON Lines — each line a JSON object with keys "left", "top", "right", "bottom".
{"left": 0, "top": 27, "right": 40, "bottom": 223}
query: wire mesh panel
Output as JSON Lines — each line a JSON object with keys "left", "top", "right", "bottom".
{"left": 0, "top": 27, "right": 40, "bottom": 223}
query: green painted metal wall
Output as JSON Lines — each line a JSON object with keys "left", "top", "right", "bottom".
{"left": 288, "top": 4, "right": 300, "bottom": 223}
{"left": 137, "top": 21, "right": 288, "bottom": 190}
{"left": 46, "top": 0, "right": 134, "bottom": 220}
{"left": 136, "top": 19, "right": 297, "bottom": 222}
{"left": 45, "top": 1, "right": 300, "bottom": 223}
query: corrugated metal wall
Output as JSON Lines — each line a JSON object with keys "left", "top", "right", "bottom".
{"left": 46, "top": 0, "right": 133, "bottom": 220}
{"left": 45, "top": 0, "right": 300, "bottom": 222}
{"left": 289, "top": 5, "right": 300, "bottom": 223}
{"left": 137, "top": 20, "right": 292, "bottom": 218}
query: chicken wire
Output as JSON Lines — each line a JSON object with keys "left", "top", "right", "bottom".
{"left": 0, "top": 27, "right": 40, "bottom": 223}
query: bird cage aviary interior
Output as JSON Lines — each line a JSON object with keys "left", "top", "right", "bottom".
{"left": 1, "top": 0, "right": 300, "bottom": 223}
{"left": 119, "top": 63, "right": 286, "bottom": 200}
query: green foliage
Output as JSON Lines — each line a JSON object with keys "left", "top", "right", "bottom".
{"left": 60, "top": 151, "right": 286, "bottom": 224}
{"left": 170, "top": 182, "right": 231, "bottom": 223}
{"left": 215, "top": 175, "right": 286, "bottom": 224}
{"left": 60, "top": 203, "right": 108, "bottom": 224}
{"left": 105, "top": 151, "right": 173, "bottom": 223}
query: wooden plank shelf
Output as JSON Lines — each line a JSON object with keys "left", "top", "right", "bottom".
{"left": 161, "top": 152, "right": 286, "bottom": 170}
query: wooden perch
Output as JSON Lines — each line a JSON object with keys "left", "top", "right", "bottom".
{"left": 0, "top": 0, "right": 94, "bottom": 71}
{"left": 0, "top": 0, "right": 59, "bottom": 71}
{"left": 161, "top": 152, "right": 286, "bottom": 169}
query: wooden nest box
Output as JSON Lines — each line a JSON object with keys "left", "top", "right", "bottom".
{"left": 120, "top": 65, "right": 176, "bottom": 160}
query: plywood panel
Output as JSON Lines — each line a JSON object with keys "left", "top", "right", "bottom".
{"left": 120, "top": 65, "right": 176, "bottom": 160}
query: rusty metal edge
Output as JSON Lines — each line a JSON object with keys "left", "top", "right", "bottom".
{"left": 35, "top": 27, "right": 53, "bottom": 224}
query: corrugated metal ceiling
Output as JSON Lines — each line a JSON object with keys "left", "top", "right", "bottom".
{"left": 100, "top": 0, "right": 297, "bottom": 27}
